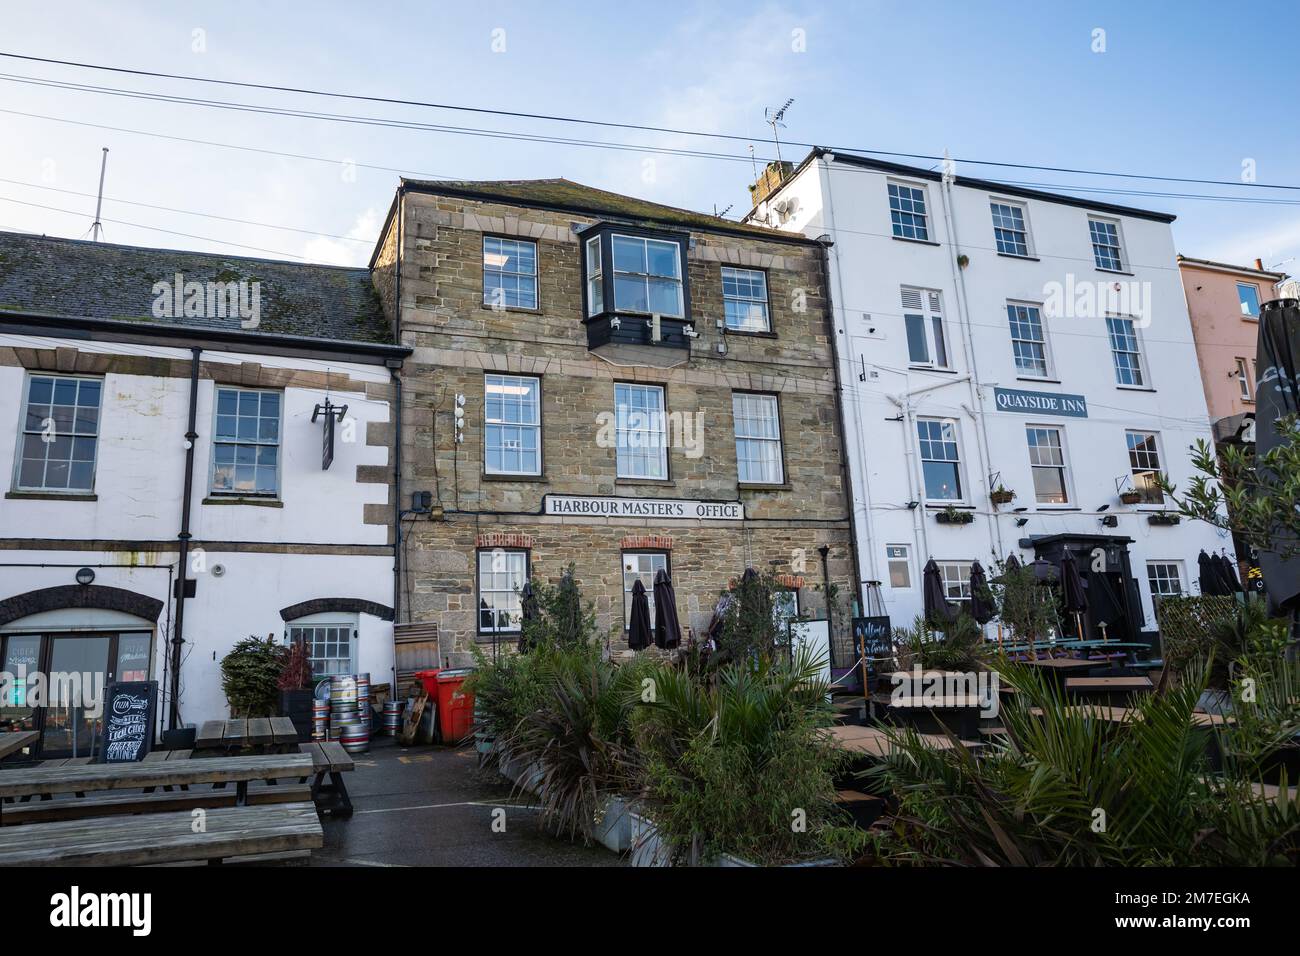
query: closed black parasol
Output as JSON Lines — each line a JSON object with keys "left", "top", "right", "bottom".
{"left": 922, "top": 558, "right": 955, "bottom": 625}
{"left": 968, "top": 560, "right": 997, "bottom": 625}
{"left": 1216, "top": 552, "right": 1243, "bottom": 594}
{"left": 1060, "top": 550, "right": 1088, "bottom": 640}
{"left": 1255, "top": 298, "right": 1300, "bottom": 612}
{"left": 1198, "top": 550, "right": 1229, "bottom": 596}
{"left": 652, "top": 568, "right": 683, "bottom": 649}
{"left": 628, "top": 579, "right": 652, "bottom": 651}
{"left": 517, "top": 581, "right": 540, "bottom": 653}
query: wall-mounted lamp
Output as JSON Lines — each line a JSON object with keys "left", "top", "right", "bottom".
{"left": 1096, "top": 503, "right": 1109, "bottom": 512}
{"left": 906, "top": 500, "right": 920, "bottom": 510}
{"left": 1014, "top": 517, "right": 1029, "bottom": 527}
{"left": 75, "top": 567, "right": 95, "bottom": 586}
{"left": 1100, "top": 515, "right": 1119, "bottom": 528}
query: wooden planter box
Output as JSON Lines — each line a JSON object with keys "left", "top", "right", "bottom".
{"left": 935, "top": 510, "right": 975, "bottom": 525}
{"left": 1147, "top": 513, "right": 1181, "bottom": 526}
{"left": 1119, "top": 492, "right": 1143, "bottom": 505}
{"left": 990, "top": 490, "right": 1016, "bottom": 506}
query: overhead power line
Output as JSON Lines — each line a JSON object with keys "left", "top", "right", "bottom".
{"left": 2, "top": 50, "right": 1299, "bottom": 194}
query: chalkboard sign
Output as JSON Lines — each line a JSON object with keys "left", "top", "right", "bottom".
{"left": 852, "top": 616, "right": 893, "bottom": 674}
{"left": 98, "top": 681, "right": 158, "bottom": 763}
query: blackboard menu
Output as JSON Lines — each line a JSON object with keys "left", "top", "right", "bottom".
{"left": 852, "top": 616, "right": 893, "bottom": 674}
{"left": 99, "top": 681, "right": 158, "bottom": 763}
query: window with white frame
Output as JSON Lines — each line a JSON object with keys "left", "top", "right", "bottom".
{"left": 1146, "top": 561, "right": 1185, "bottom": 611}
{"left": 1027, "top": 425, "right": 1070, "bottom": 504}
{"left": 917, "top": 418, "right": 963, "bottom": 501}
{"left": 614, "top": 383, "right": 667, "bottom": 479}
{"left": 990, "top": 200, "right": 1031, "bottom": 256}
{"left": 937, "top": 561, "right": 974, "bottom": 605}
{"left": 1089, "top": 217, "right": 1125, "bottom": 271}
{"left": 211, "top": 387, "right": 281, "bottom": 496}
{"left": 15, "top": 374, "right": 102, "bottom": 492}
{"left": 478, "top": 549, "right": 528, "bottom": 634}
{"left": 1007, "top": 302, "right": 1050, "bottom": 378}
{"left": 886, "top": 544, "right": 912, "bottom": 589}
{"left": 1106, "top": 316, "right": 1146, "bottom": 387}
{"left": 1237, "top": 283, "right": 1261, "bottom": 318}
{"left": 888, "top": 181, "right": 930, "bottom": 241}
{"left": 1126, "top": 430, "right": 1164, "bottom": 504}
{"left": 484, "top": 374, "right": 541, "bottom": 475}
{"left": 732, "top": 392, "right": 783, "bottom": 484}
{"left": 482, "top": 236, "right": 538, "bottom": 310}
{"left": 288, "top": 617, "right": 357, "bottom": 679}
{"left": 901, "top": 287, "right": 949, "bottom": 369}
{"left": 721, "top": 266, "right": 770, "bottom": 332}
{"left": 1235, "top": 358, "right": 1253, "bottom": 401}
{"left": 622, "top": 551, "right": 668, "bottom": 629}
{"left": 585, "top": 236, "right": 603, "bottom": 317}
{"left": 611, "top": 234, "right": 684, "bottom": 317}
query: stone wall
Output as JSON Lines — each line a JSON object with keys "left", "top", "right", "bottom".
{"left": 382, "top": 186, "right": 856, "bottom": 662}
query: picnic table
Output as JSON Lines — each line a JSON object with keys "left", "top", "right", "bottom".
{"left": 823, "top": 724, "right": 979, "bottom": 757}
{"left": 0, "top": 731, "right": 38, "bottom": 761}
{"left": 195, "top": 717, "right": 300, "bottom": 753}
{"left": 0, "top": 752, "right": 313, "bottom": 824}
{"left": 301, "top": 741, "right": 356, "bottom": 817}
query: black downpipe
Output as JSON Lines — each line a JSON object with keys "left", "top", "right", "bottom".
{"left": 169, "top": 346, "right": 201, "bottom": 731}
{"left": 816, "top": 239, "right": 865, "bottom": 615}
{"left": 391, "top": 187, "right": 405, "bottom": 622}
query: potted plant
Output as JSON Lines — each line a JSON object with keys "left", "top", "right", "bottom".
{"left": 935, "top": 505, "right": 975, "bottom": 525}
{"left": 990, "top": 486, "right": 1016, "bottom": 506}
{"left": 219, "top": 634, "right": 286, "bottom": 718}
{"left": 1148, "top": 512, "right": 1181, "bottom": 526}
{"left": 277, "top": 641, "right": 316, "bottom": 742}
{"left": 1119, "top": 489, "right": 1143, "bottom": 506}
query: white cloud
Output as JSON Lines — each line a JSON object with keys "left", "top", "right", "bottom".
{"left": 299, "top": 207, "right": 383, "bottom": 267}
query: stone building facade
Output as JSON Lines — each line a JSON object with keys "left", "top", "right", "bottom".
{"left": 372, "top": 179, "right": 856, "bottom": 667}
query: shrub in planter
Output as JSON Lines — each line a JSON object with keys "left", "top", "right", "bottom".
{"left": 277, "top": 642, "right": 316, "bottom": 741}
{"left": 633, "top": 647, "right": 868, "bottom": 866}
{"left": 990, "top": 487, "right": 1016, "bottom": 506}
{"left": 220, "top": 635, "right": 286, "bottom": 718}
{"left": 1119, "top": 490, "right": 1143, "bottom": 505}
{"left": 935, "top": 505, "right": 974, "bottom": 525}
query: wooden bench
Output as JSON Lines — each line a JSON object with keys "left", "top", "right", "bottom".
{"left": 0, "top": 731, "right": 38, "bottom": 761}
{"left": 0, "top": 783, "right": 314, "bottom": 825}
{"left": 1064, "top": 676, "right": 1154, "bottom": 706}
{"left": 0, "top": 802, "right": 322, "bottom": 866}
{"left": 0, "top": 752, "right": 313, "bottom": 824}
{"left": 301, "top": 741, "right": 355, "bottom": 818}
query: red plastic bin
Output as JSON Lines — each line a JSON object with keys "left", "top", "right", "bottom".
{"left": 414, "top": 668, "right": 475, "bottom": 744}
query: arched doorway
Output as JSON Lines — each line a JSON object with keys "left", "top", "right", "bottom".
{"left": 1, "top": 586, "right": 162, "bottom": 759}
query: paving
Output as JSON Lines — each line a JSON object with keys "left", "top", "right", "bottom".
{"left": 313, "top": 737, "right": 622, "bottom": 867}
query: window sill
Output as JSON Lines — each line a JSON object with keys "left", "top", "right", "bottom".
{"left": 480, "top": 303, "right": 542, "bottom": 316}
{"left": 723, "top": 328, "right": 778, "bottom": 339}
{"left": 925, "top": 503, "right": 974, "bottom": 510}
{"left": 739, "top": 482, "right": 792, "bottom": 492}
{"left": 1096, "top": 267, "right": 1135, "bottom": 277}
{"left": 997, "top": 252, "right": 1040, "bottom": 262}
{"left": 1017, "top": 376, "right": 1060, "bottom": 384}
{"left": 202, "top": 496, "right": 284, "bottom": 508}
{"left": 475, "top": 632, "right": 521, "bottom": 644}
{"left": 1035, "top": 506, "right": 1080, "bottom": 512}
{"left": 615, "top": 478, "right": 676, "bottom": 487}
{"left": 1116, "top": 385, "right": 1156, "bottom": 393}
{"left": 909, "top": 365, "right": 958, "bottom": 374}
{"left": 481, "top": 472, "right": 547, "bottom": 483}
{"left": 6, "top": 491, "right": 97, "bottom": 502}
{"left": 892, "top": 236, "right": 941, "bottom": 247}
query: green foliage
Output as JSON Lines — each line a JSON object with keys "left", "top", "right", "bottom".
{"left": 634, "top": 646, "right": 867, "bottom": 865}
{"left": 864, "top": 658, "right": 1300, "bottom": 866}
{"left": 990, "top": 559, "right": 1059, "bottom": 654}
{"left": 893, "top": 614, "right": 990, "bottom": 672}
{"left": 1160, "top": 595, "right": 1292, "bottom": 690}
{"left": 714, "top": 569, "right": 782, "bottom": 665}
{"left": 1161, "top": 414, "right": 1300, "bottom": 558}
{"left": 220, "top": 635, "right": 286, "bottom": 718}
{"left": 518, "top": 564, "right": 599, "bottom": 651}
{"left": 276, "top": 641, "right": 314, "bottom": 692}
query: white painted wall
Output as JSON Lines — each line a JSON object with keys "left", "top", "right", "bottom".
{"left": 751, "top": 155, "right": 1230, "bottom": 633}
{"left": 0, "top": 335, "right": 396, "bottom": 730}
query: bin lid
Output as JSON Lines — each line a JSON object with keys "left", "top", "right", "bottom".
{"left": 436, "top": 668, "right": 474, "bottom": 681}
{"left": 413, "top": 669, "right": 443, "bottom": 678}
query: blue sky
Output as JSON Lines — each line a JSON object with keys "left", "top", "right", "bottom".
{"left": 0, "top": 1, "right": 1296, "bottom": 272}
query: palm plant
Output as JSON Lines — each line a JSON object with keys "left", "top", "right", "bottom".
{"left": 633, "top": 646, "right": 865, "bottom": 865}
{"left": 893, "top": 614, "right": 990, "bottom": 673}
{"left": 865, "top": 657, "right": 1300, "bottom": 866}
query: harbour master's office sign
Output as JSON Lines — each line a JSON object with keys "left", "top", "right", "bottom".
{"left": 544, "top": 494, "right": 744, "bottom": 521}
{"left": 993, "top": 387, "right": 1088, "bottom": 418}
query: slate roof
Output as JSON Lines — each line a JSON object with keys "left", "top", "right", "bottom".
{"left": 401, "top": 177, "right": 808, "bottom": 241}
{"left": 0, "top": 230, "right": 391, "bottom": 345}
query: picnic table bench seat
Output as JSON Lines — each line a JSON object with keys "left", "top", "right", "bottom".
{"left": 0, "top": 783, "right": 314, "bottom": 826}
{"left": 0, "top": 801, "right": 322, "bottom": 866}
{"left": 300, "top": 741, "right": 355, "bottom": 817}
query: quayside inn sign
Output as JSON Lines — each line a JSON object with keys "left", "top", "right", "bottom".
{"left": 993, "top": 387, "right": 1088, "bottom": 418}
{"left": 544, "top": 494, "right": 744, "bottom": 521}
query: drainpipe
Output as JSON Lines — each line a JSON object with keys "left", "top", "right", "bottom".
{"left": 391, "top": 188, "right": 406, "bottom": 622}
{"left": 938, "top": 171, "right": 1004, "bottom": 561}
{"left": 169, "top": 346, "right": 201, "bottom": 731}
{"left": 815, "top": 236, "right": 865, "bottom": 614}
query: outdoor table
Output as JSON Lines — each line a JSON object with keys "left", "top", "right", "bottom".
{"left": 0, "top": 751, "right": 312, "bottom": 824}
{"left": 0, "top": 731, "right": 38, "bottom": 761}
{"left": 195, "top": 717, "right": 300, "bottom": 754}
{"left": 823, "top": 724, "right": 978, "bottom": 758}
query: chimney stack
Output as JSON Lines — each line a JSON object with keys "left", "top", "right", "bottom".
{"left": 749, "top": 160, "right": 794, "bottom": 207}
{"left": 1255, "top": 258, "right": 1266, "bottom": 272}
